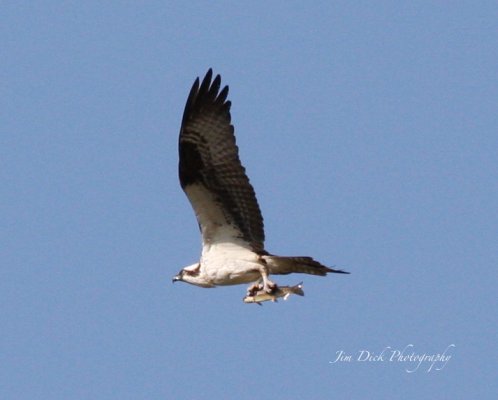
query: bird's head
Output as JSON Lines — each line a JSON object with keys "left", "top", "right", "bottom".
{"left": 172, "top": 263, "right": 213, "bottom": 287}
{"left": 172, "top": 269, "right": 185, "bottom": 283}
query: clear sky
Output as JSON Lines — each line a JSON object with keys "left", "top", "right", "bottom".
{"left": 1, "top": 2, "right": 497, "bottom": 399}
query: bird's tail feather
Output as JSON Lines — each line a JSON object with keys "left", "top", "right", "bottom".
{"left": 263, "top": 255, "right": 350, "bottom": 276}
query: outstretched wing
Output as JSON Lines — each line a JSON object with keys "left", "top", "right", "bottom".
{"left": 178, "top": 69, "right": 265, "bottom": 253}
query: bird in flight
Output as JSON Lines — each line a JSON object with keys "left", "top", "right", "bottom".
{"left": 173, "top": 69, "right": 349, "bottom": 298}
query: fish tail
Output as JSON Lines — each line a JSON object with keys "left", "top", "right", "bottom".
{"left": 291, "top": 282, "right": 305, "bottom": 296}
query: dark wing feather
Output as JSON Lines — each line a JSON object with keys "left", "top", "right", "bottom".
{"left": 179, "top": 69, "right": 265, "bottom": 253}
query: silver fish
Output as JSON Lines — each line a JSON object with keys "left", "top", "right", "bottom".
{"left": 243, "top": 283, "right": 304, "bottom": 305}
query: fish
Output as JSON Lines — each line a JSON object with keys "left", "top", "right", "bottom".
{"left": 243, "top": 282, "right": 304, "bottom": 305}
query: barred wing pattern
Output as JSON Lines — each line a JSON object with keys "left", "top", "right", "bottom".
{"left": 178, "top": 69, "right": 265, "bottom": 253}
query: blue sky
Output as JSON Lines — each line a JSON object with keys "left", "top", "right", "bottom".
{"left": 1, "top": 2, "right": 497, "bottom": 399}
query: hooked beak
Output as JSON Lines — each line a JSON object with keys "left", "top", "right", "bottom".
{"left": 172, "top": 275, "right": 181, "bottom": 283}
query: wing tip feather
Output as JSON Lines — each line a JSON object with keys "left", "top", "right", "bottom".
{"left": 181, "top": 69, "right": 230, "bottom": 127}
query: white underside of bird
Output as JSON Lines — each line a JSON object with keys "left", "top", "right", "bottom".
{"left": 183, "top": 244, "right": 265, "bottom": 288}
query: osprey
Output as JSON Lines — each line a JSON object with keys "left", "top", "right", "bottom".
{"left": 173, "top": 69, "right": 349, "bottom": 296}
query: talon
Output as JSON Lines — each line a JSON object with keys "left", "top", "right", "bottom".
{"left": 264, "top": 282, "right": 278, "bottom": 294}
{"left": 246, "top": 282, "right": 262, "bottom": 296}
